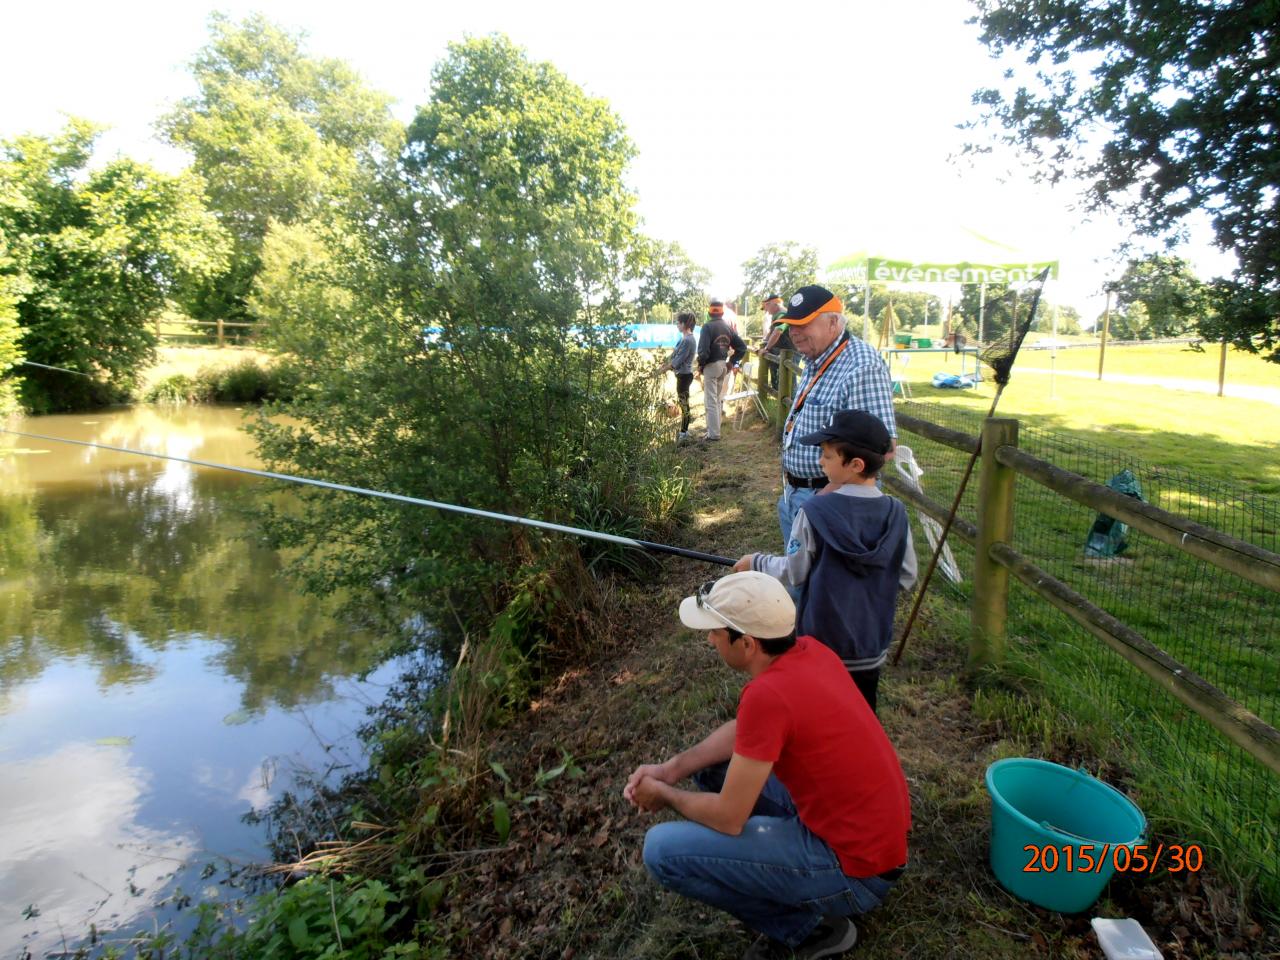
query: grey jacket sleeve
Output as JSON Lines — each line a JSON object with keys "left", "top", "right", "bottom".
{"left": 669, "top": 337, "right": 693, "bottom": 372}
{"left": 752, "top": 510, "right": 816, "bottom": 587}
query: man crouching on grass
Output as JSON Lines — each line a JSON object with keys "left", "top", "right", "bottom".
{"left": 623, "top": 572, "right": 910, "bottom": 959}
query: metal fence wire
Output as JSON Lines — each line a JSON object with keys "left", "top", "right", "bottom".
{"left": 894, "top": 398, "right": 1280, "bottom": 909}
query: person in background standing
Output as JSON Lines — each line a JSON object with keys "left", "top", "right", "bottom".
{"left": 756, "top": 293, "right": 792, "bottom": 389}
{"left": 697, "top": 300, "right": 748, "bottom": 442}
{"left": 669, "top": 312, "right": 697, "bottom": 442}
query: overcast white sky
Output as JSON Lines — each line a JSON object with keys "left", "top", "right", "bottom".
{"left": 2, "top": 0, "right": 1237, "bottom": 321}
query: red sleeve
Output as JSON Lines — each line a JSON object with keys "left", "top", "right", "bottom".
{"left": 734, "top": 681, "right": 789, "bottom": 762}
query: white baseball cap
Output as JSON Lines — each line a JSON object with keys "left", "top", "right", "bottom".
{"left": 678, "top": 572, "right": 796, "bottom": 639}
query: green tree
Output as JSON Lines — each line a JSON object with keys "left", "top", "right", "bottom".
{"left": 956, "top": 282, "right": 1013, "bottom": 342}
{"left": 634, "top": 238, "right": 711, "bottom": 315}
{"left": 0, "top": 237, "right": 28, "bottom": 414}
{"left": 740, "top": 242, "right": 819, "bottom": 304}
{"left": 250, "top": 35, "right": 675, "bottom": 659}
{"left": 1111, "top": 254, "right": 1207, "bottom": 338}
{"left": 1108, "top": 301, "right": 1152, "bottom": 341}
{"left": 1053, "top": 304, "right": 1083, "bottom": 336}
{"left": 0, "top": 120, "right": 229, "bottom": 412}
{"left": 161, "top": 13, "right": 400, "bottom": 322}
{"left": 969, "top": 0, "right": 1280, "bottom": 359}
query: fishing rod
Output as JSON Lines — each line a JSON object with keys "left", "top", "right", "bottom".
{"left": 0, "top": 428, "right": 737, "bottom": 567}
{"left": 11, "top": 360, "right": 96, "bottom": 379}
{"left": 891, "top": 268, "right": 1051, "bottom": 666}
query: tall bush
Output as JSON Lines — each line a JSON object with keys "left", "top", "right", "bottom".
{"left": 250, "top": 35, "right": 678, "bottom": 662}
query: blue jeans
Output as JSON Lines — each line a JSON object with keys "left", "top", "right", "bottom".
{"left": 642, "top": 764, "right": 897, "bottom": 947}
{"left": 777, "top": 483, "right": 817, "bottom": 549}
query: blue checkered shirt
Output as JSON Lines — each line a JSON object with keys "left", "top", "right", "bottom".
{"left": 782, "top": 332, "right": 897, "bottom": 479}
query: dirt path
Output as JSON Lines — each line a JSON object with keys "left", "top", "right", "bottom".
{"left": 434, "top": 415, "right": 1275, "bottom": 960}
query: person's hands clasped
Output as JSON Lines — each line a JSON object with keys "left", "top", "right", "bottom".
{"left": 623, "top": 761, "right": 676, "bottom": 811}
{"left": 630, "top": 775, "right": 670, "bottom": 813}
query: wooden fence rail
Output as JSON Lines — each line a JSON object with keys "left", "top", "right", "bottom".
{"left": 884, "top": 410, "right": 1280, "bottom": 777}
{"left": 154, "top": 318, "right": 254, "bottom": 347}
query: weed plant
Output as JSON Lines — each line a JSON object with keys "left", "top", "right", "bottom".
{"left": 142, "top": 358, "right": 301, "bottom": 404}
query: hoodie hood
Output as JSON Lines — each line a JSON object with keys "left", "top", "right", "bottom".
{"left": 801, "top": 491, "right": 907, "bottom": 576}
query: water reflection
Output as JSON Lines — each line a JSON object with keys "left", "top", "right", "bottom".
{"left": 0, "top": 406, "right": 402, "bottom": 957}
{"left": 0, "top": 742, "right": 197, "bottom": 952}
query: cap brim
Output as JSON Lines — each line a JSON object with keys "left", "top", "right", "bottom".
{"left": 780, "top": 295, "right": 843, "bottom": 326}
{"left": 679, "top": 595, "right": 726, "bottom": 630}
{"left": 795, "top": 429, "right": 835, "bottom": 446}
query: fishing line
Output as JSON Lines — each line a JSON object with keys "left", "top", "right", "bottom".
{"left": 0, "top": 428, "right": 736, "bottom": 566}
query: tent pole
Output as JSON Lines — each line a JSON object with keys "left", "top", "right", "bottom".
{"left": 863, "top": 283, "right": 871, "bottom": 341}
{"left": 978, "top": 282, "right": 986, "bottom": 344}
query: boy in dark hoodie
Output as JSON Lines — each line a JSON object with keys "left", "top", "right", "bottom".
{"left": 734, "top": 410, "right": 916, "bottom": 712}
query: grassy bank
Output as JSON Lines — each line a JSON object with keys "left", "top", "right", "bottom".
{"left": 94, "top": 368, "right": 1276, "bottom": 959}
{"left": 403, "top": 412, "right": 1273, "bottom": 958}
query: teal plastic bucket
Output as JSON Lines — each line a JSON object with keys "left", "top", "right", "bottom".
{"left": 985, "top": 758, "right": 1146, "bottom": 913}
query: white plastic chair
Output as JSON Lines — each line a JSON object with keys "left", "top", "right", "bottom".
{"left": 723, "top": 361, "right": 768, "bottom": 428}
{"left": 891, "top": 352, "right": 912, "bottom": 398}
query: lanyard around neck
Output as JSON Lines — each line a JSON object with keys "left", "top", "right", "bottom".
{"left": 785, "top": 333, "right": 851, "bottom": 433}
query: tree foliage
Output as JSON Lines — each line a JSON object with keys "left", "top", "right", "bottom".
{"left": 634, "top": 238, "right": 711, "bottom": 314}
{"left": 1111, "top": 254, "right": 1207, "bottom": 338}
{"left": 0, "top": 236, "right": 27, "bottom": 414}
{"left": 250, "top": 35, "right": 681, "bottom": 657}
{"left": 969, "top": 0, "right": 1280, "bottom": 358}
{"left": 0, "top": 120, "right": 229, "bottom": 412}
{"left": 740, "top": 242, "right": 819, "bottom": 304}
{"left": 161, "top": 13, "right": 400, "bottom": 321}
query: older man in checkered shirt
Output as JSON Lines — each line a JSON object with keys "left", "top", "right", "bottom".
{"left": 776, "top": 285, "right": 897, "bottom": 548}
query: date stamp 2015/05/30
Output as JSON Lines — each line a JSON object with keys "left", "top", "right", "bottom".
{"left": 1023, "top": 844, "right": 1203, "bottom": 875}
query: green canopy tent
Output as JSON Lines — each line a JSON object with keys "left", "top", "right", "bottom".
{"left": 825, "top": 225, "right": 1059, "bottom": 342}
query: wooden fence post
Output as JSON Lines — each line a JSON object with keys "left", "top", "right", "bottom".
{"left": 755, "top": 348, "right": 769, "bottom": 422}
{"left": 972, "top": 417, "right": 1019, "bottom": 668}
{"left": 217, "top": 318, "right": 225, "bottom": 348}
{"left": 777, "top": 350, "right": 796, "bottom": 440}
{"left": 1217, "top": 340, "right": 1227, "bottom": 397}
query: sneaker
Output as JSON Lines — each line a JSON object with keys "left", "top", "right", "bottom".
{"left": 676, "top": 431, "right": 689, "bottom": 443}
{"left": 742, "top": 917, "right": 857, "bottom": 960}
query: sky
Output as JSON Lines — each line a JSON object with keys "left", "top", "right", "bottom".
{"left": 1, "top": 0, "right": 1238, "bottom": 322}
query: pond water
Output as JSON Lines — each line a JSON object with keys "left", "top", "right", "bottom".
{"left": 0, "top": 406, "right": 409, "bottom": 958}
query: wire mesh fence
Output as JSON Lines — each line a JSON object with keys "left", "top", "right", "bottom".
{"left": 895, "top": 397, "right": 1280, "bottom": 909}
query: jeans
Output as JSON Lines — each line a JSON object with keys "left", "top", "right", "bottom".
{"left": 777, "top": 483, "right": 817, "bottom": 550}
{"left": 703, "top": 360, "right": 728, "bottom": 438}
{"left": 642, "top": 763, "right": 896, "bottom": 946}
{"left": 676, "top": 373, "right": 693, "bottom": 432}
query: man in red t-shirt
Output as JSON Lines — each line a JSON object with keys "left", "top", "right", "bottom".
{"left": 624, "top": 572, "right": 910, "bottom": 959}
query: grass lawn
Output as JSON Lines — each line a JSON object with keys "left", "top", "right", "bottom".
{"left": 888, "top": 347, "right": 1280, "bottom": 495}
{"left": 1019, "top": 341, "right": 1280, "bottom": 389}
{"left": 140, "top": 343, "right": 277, "bottom": 393}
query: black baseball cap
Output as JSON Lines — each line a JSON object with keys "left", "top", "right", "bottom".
{"left": 761, "top": 293, "right": 782, "bottom": 303}
{"left": 796, "top": 409, "right": 892, "bottom": 453}
{"left": 780, "top": 285, "right": 843, "bottom": 326}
